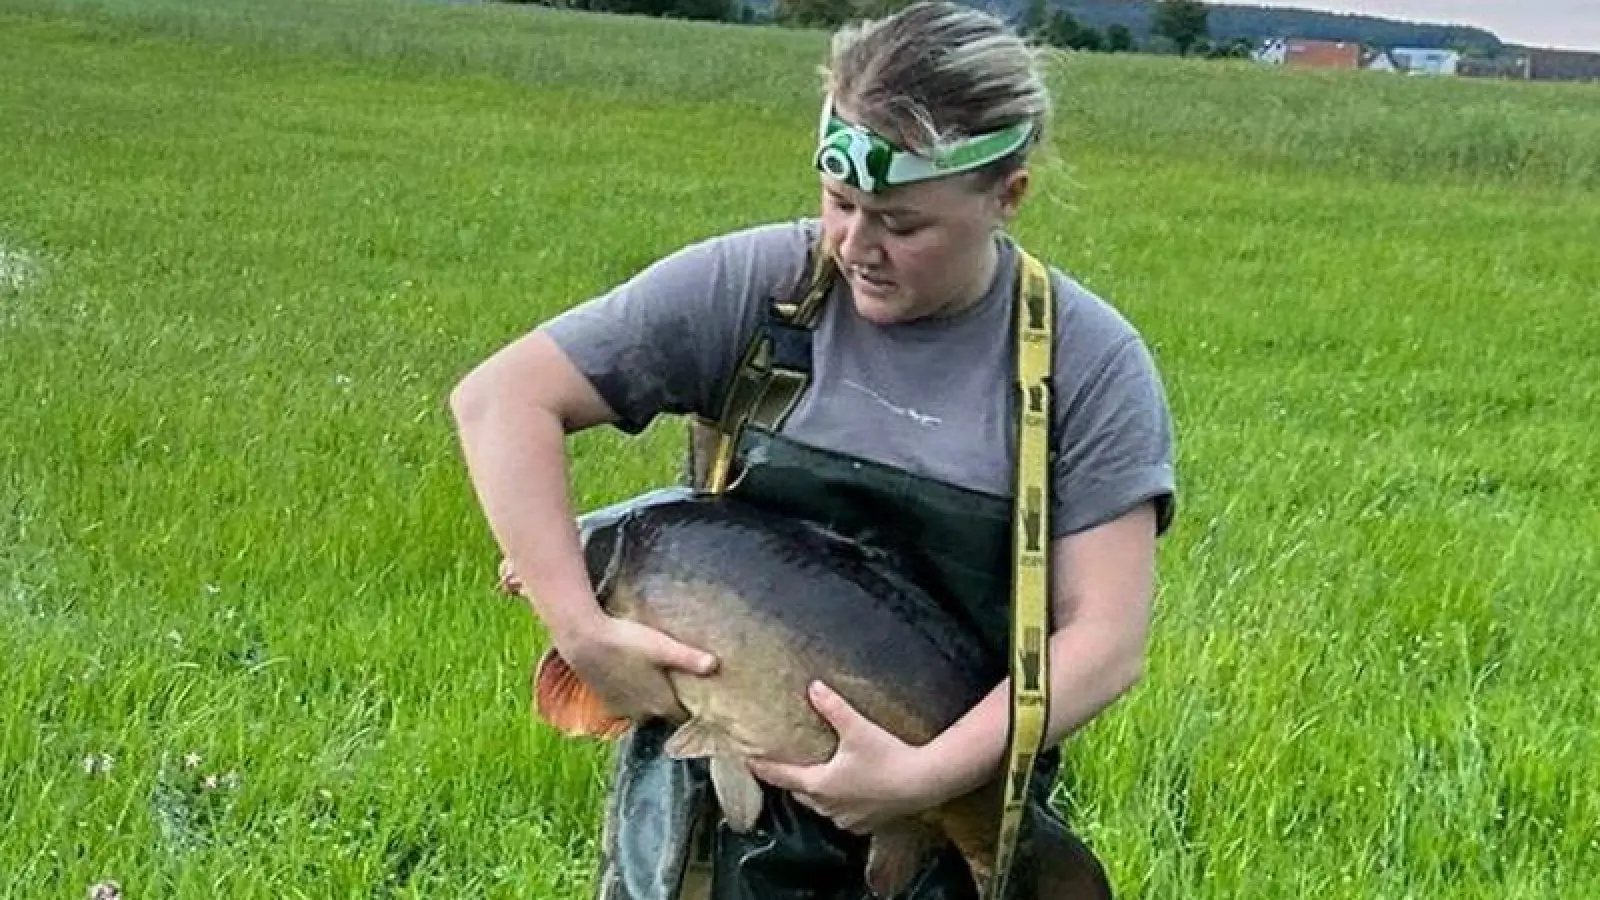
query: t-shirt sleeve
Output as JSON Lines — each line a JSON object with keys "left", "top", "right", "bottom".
{"left": 1050, "top": 294, "right": 1178, "bottom": 539}
{"left": 536, "top": 222, "right": 813, "bottom": 435}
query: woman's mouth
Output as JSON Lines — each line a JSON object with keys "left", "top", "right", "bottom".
{"left": 850, "top": 267, "right": 896, "bottom": 295}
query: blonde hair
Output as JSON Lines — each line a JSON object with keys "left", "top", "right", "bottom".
{"left": 823, "top": 1, "right": 1052, "bottom": 187}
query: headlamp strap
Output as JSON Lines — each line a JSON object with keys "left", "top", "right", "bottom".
{"left": 814, "top": 94, "right": 1034, "bottom": 192}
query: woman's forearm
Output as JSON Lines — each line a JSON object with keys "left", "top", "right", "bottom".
{"left": 911, "top": 616, "right": 1146, "bottom": 806}
{"left": 449, "top": 359, "right": 604, "bottom": 644}
{"left": 913, "top": 505, "right": 1158, "bottom": 807}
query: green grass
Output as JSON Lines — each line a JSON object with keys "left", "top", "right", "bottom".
{"left": 1, "top": 1, "right": 1597, "bottom": 898}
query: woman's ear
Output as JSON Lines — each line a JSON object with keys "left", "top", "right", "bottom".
{"left": 996, "top": 168, "right": 1031, "bottom": 221}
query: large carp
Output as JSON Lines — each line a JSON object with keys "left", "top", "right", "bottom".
{"left": 525, "top": 490, "right": 1113, "bottom": 900}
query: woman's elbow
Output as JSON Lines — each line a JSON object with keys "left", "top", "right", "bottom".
{"left": 448, "top": 334, "right": 614, "bottom": 436}
{"left": 448, "top": 364, "right": 498, "bottom": 429}
{"left": 449, "top": 339, "right": 538, "bottom": 430}
{"left": 1112, "top": 644, "right": 1146, "bottom": 696}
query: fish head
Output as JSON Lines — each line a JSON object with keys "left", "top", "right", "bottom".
{"left": 576, "top": 501, "right": 628, "bottom": 606}
{"left": 528, "top": 498, "right": 678, "bottom": 741}
{"left": 573, "top": 487, "right": 697, "bottom": 617}
{"left": 579, "top": 508, "right": 657, "bottom": 625}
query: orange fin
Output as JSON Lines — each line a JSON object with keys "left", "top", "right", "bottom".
{"left": 532, "top": 648, "right": 630, "bottom": 739}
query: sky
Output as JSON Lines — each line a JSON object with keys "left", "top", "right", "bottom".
{"left": 1206, "top": 1, "right": 1600, "bottom": 52}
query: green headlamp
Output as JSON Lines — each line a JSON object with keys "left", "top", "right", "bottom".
{"left": 813, "top": 94, "right": 1035, "bottom": 193}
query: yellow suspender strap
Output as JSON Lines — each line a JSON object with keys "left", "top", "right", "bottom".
{"left": 702, "top": 238, "right": 836, "bottom": 495}
{"left": 984, "top": 248, "right": 1055, "bottom": 900}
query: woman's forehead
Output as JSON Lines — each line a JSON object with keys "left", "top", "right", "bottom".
{"left": 823, "top": 175, "right": 967, "bottom": 215}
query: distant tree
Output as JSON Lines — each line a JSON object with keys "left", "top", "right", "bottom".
{"left": 1153, "top": 0, "right": 1209, "bottom": 56}
{"left": 774, "top": 0, "right": 854, "bottom": 27}
{"left": 853, "top": 0, "right": 918, "bottom": 18}
{"left": 1044, "top": 9, "right": 1082, "bottom": 49}
{"left": 559, "top": 0, "right": 738, "bottom": 20}
{"left": 1106, "top": 23, "right": 1134, "bottom": 52}
{"left": 667, "top": 0, "right": 738, "bottom": 20}
{"left": 1022, "top": 0, "right": 1049, "bottom": 38}
{"left": 1216, "top": 36, "right": 1254, "bottom": 58}
{"left": 1072, "top": 26, "right": 1105, "bottom": 52}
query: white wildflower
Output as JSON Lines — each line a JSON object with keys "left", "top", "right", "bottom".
{"left": 81, "top": 753, "right": 114, "bottom": 776}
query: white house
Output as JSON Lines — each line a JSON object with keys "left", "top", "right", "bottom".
{"left": 1253, "top": 38, "right": 1288, "bottom": 65}
{"left": 1366, "top": 50, "right": 1399, "bottom": 72}
{"left": 1390, "top": 47, "right": 1461, "bottom": 75}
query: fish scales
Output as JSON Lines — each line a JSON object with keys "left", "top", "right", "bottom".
{"left": 602, "top": 496, "right": 996, "bottom": 745}
{"left": 531, "top": 493, "right": 1115, "bottom": 900}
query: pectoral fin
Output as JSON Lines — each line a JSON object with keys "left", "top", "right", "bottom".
{"left": 664, "top": 718, "right": 724, "bottom": 760}
{"left": 664, "top": 719, "right": 766, "bottom": 832}
{"left": 710, "top": 754, "right": 765, "bottom": 833}
{"left": 866, "top": 821, "right": 944, "bottom": 899}
{"left": 532, "top": 648, "right": 629, "bottom": 739}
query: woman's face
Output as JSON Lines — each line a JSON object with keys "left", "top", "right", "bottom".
{"left": 819, "top": 166, "right": 1027, "bottom": 326}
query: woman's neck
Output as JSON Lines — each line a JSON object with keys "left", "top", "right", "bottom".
{"left": 931, "top": 234, "right": 1001, "bottom": 321}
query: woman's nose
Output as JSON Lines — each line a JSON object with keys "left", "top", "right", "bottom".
{"left": 838, "top": 215, "right": 881, "bottom": 266}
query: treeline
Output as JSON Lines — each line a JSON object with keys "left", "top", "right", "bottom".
{"left": 1015, "top": 0, "right": 1502, "bottom": 53}
{"left": 1200, "top": 3, "right": 1502, "bottom": 52}
{"left": 499, "top": 0, "right": 1007, "bottom": 26}
{"left": 499, "top": 0, "right": 754, "bottom": 24}
{"left": 1023, "top": 0, "right": 1245, "bottom": 57}
{"left": 494, "top": 0, "right": 1509, "bottom": 57}
{"left": 495, "top": 0, "right": 1224, "bottom": 47}
{"left": 494, "top": 0, "right": 915, "bottom": 26}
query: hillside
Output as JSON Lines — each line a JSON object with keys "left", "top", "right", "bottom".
{"left": 732, "top": 0, "right": 1507, "bottom": 52}
{"left": 984, "top": 0, "right": 1505, "bottom": 52}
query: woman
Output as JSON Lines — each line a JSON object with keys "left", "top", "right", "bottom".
{"left": 450, "top": 3, "right": 1177, "bottom": 898}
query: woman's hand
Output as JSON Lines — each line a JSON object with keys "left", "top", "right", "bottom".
{"left": 747, "top": 681, "right": 951, "bottom": 834}
{"left": 503, "top": 555, "right": 719, "bottom": 723}
{"left": 555, "top": 609, "right": 720, "bottom": 724}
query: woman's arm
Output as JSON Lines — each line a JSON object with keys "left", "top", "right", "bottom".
{"left": 910, "top": 499, "right": 1159, "bottom": 805}
{"left": 449, "top": 331, "right": 717, "bottom": 722}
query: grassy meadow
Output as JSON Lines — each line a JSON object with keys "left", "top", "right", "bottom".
{"left": 2, "top": 0, "right": 1597, "bottom": 897}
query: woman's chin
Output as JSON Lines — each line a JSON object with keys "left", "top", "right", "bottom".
{"left": 850, "top": 282, "right": 924, "bottom": 325}
{"left": 852, "top": 295, "right": 914, "bottom": 326}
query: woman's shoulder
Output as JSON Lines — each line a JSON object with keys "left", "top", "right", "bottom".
{"left": 1031, "top": 255, "right": 1177, "bottom": 536}
{"left": 1032, "top": 258, "right": 1162, "bottom": 390}
{"left": 673, "top": 217, "right": 823, "bottom": 290}
{"left": 547, "top": 217, "right": 822, "bottom": 332}
{"left": 533, "top": 217, "right": 829, "bottom": 434}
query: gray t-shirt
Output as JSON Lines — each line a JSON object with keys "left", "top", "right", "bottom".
{"left": 540, "top": 218, "right": 1176, "bottom": 539}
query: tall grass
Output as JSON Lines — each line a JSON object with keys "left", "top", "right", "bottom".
{"left": 8, "top": 0, "right": 1600, "bottom": 189}
{"left": 1, "top": 1, "right": 1597, "bottom": 898}
{"left": 1046, "top": 50, "right": 1600, "bottom": 191}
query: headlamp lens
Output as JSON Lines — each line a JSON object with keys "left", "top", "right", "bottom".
{"left": 815, "top": 120, "right": 880, "bottom": 190}
{"left": 818, "top": 146, "right": 853, "bottom": 180}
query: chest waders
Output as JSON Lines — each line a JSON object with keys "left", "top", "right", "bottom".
{"left": 578, "top": 237, "right": 1112, "bottom": 900}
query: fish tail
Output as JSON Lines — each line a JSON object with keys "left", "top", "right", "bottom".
{"left": 532, "top": 648, "right": 630, "bottom": 740}
{"left": 1027, "top": 812, "right": 1115, "bottom": 900}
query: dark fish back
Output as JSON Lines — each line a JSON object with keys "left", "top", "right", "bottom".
{"left": 609, "top": 496, "right": 996, "bottom": 710}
